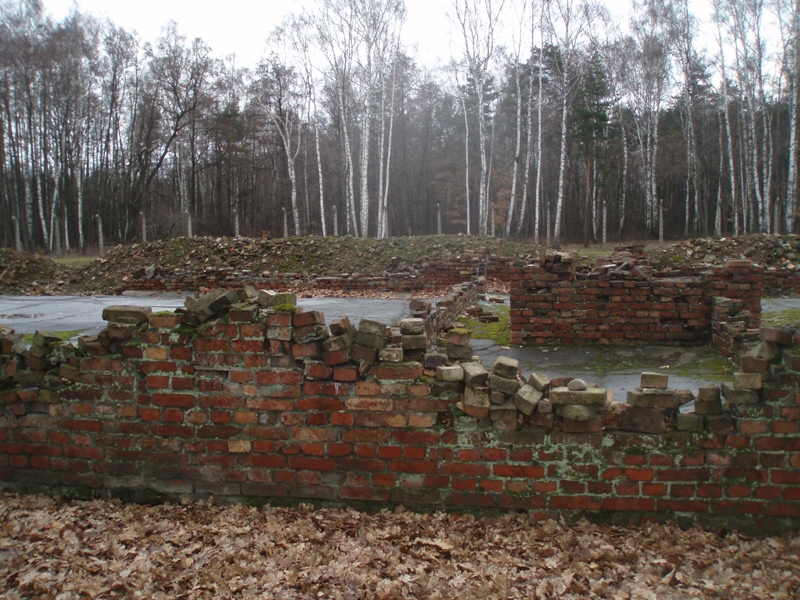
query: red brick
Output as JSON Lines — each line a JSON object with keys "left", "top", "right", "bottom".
{"left": 550, "top": 496, "right": 601, "bottom": 510}
{"left": 389, "top": 459, "right": 437, "bottom": 474}
{"left": 493, "top": 464, "right": 545, "bottom": 478}
{"left": 333, "top": 367, "right": 358, "bottom": 382}
{"left": 603, "top": 497, "right": 655, "bottom": 511}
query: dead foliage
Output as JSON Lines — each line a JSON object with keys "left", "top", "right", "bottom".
{"left": 1, "top": 493, "right": 798, "bottom": 599}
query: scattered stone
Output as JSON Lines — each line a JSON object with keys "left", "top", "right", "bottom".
{"left": 423, "top": 353, "right": 448, "bottom": 369}
{"left": 488, "top": 374, "right": 520, "bottom": 395}
{"left": 677, "top": 413, "right": 704, "bottom": 432}
{"left": 555, "top": 404, "right": 598, "bottom": 422}
{"left": 528, "top": 372, "right": 550, "bottom": 391}
{"left": 567, "top": 378, "right": 587, "bottom": 391}
{"left": 549, "top": 387, "right": 606, "bottom": 406}
{"left": 513, "top": 384, "right": 543, "bottom": 416}
{"left": 436, "top": 365, "right": 464, "bottom": 382}
{"left": 492, "top": 356, "right": 519, "bottom": 379}
{"left": 619, "top": 406, "right": 664, "bottom": 434}
{"left": 399, "top": 318, "right": 425, "bottom": 336}
{"left": 640, "top": 372, "right": 669, "bottom": 389}
{"left": 733, "top": 372, "right": 762, "bottom": 390}
{"left": 101, "top": 305, "right": 152, "bottom": 324}
{"left": 721, "top": 382, "right": 760, "bottom": 405}
{"left": 379, "top": 348, "right": 403, "bottom": 363}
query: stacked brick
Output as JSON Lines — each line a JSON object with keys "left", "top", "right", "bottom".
{"left": 711, "top": 297, "right": 760, "bottom": 356}
{"left": 510, "top": 258, "right": 763, "bottom": 346}
{"left": 623, "top": 372, "right": 685, "bottom": 434}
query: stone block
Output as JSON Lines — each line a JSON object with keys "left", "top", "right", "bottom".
{"left": 358, "top": 319, "right": 388, "bottom": 337}
{"left": 379, "top": 348, "right": 403, "bottom": 363}
{"left": 619, "top": 406, "right": 664, "bottom": 434}
{"left": 705, "top": 413, "right": 735, "bottom": 433}
{"left": 351, "top": 345, "right": 378, "bottom": 364}
{"left": 751, "top": 341, "right": 780, "bottom": 361}
{"left": 489, "top": 374, "right": 520, "bottom": 395}
{"left": 528, "top": 372, "right": 550, "bottom": 391}
{"left": 323, "top": 349, "right": 350, "bottom": 366}
{"left": 446, "top": 342, "right": 473, "bottom": 360}
{"left": 329, "top": 316, "right": 354, "bottom": 336}
{"left": 555, "top": 404, "right": 598, "bottom": 421}
{"left": 741, "top": 355, "right": 770, "bottom": 373}
{"left": 490, "top": 390, "right": 506, "bottom": 405}
{"left": 257, "top": 291, "right": 296, "bottom": 308}
{"left": 626, "top": 389, "right": 681, "bottom": 410}
{"left": 436, "top": 365, "right": 464, "bottom": 382}
{"left": 445, "top": 329, "right": 471, "bottom": 345}
{"left": 492, "top": 356, "right": 519, "bottom": 379}
{"left": 529, "top": 412, "right": 555, "bottom": 428}
{"left": 356, "top": 331, "right": 388, "bottom": 350}
{"left": 676, "top": 413, "right": 704, "bottom": 432}
{"left": 537, "top": 398, "right": 553, "bottom": 414}
{"left": 462, "top": 362, "right": 489, "bottom": 387}
{"left": 782, "top": 351, "right": 800, "bottom": 372}
{"left": 400, "top": 318, "right": 426, "bottom": 336}
{"left": 721, "top": 382, "right": 760, "bottom": 405}
{"left": 733, "top": 372, "right": 762, "bottom": 390}
{"left": 101, "top": 306, "right": 152, "bottom": 325}
{"left": 463, "top": 386, "right": 490, "bottom": 418}
{"left": 266, "top": 326, "right": 293, "bottom": 341}
{"left": 423, "top": 353, "right": 448, "bottom": 369}
{"left": 640, "top": 372, "right": 669, "bottom": 389}
{"left": 402, "top": 334, "right": 428, "bottom": 350}
{"left": 490, "top": 401, "right": 517, "bottom": 421}
{"left": 323, "top": 333, "right": 353, "bottom": 353}
{"left": 694, "top": 399, "right": 723, "bottom": 415}
{"left": 513, "top": 384, "right": 543, "bottom": 416}
{"left": 549, "top": 387, "right": 606, "bottom": 406}
{"left": 696, "top": 386, "right": 720, "bottom": 402}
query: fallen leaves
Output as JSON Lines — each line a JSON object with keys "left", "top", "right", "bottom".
{"left": 1, "top": 493, "right": 798, "bottom": 599}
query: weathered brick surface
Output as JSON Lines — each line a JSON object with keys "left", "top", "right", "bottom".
{"left": 2, "top": 285, "right": 800, "bottom": 534}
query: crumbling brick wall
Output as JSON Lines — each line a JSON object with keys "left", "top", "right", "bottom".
{"left": 1, "top": 284, "right": 799, "bottom": 533}
{"left": 510, "top": 256, "right": 763, "bottom": 345}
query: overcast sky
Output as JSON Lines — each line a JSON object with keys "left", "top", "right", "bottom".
{"left": 41, "top": 0, "right": 457, "bottom": 69}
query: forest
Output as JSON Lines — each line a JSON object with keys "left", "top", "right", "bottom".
{"left": 0, "top": 0, "right": 798, "bottom": 251}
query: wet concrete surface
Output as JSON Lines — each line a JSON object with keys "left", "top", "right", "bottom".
{"left": 0, "top": 293, "right": 411, "bottom": 338}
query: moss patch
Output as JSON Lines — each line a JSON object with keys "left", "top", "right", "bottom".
{"left": 461, "top": 305, "right": 511, "bottom": 346}
{"left": 22, "top": 329, "right": 84, "bottom": 344}
{"left": 761, "top": 308, "right": 800, "bottom": 330}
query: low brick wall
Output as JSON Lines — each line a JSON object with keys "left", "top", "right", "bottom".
{"left": 510, "top": 256, "right": 763, "bottom": 346}
{"left": 2, "top": 286, "right": 799, "bottom": 533}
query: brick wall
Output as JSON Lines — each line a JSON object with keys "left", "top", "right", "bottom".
{"left": 2, "top": 285, "right": 799, "bottom": 532}
{"left": 510, "top": 256, "right": 763, "bottom": 346}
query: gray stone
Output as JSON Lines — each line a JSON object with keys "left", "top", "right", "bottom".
{"left": 400, "top": 318, "right": 426, "bottom": 335}
{"left": 329, "top": 316, "right": 354, "bottom": 336}
{"left": 751, "top": 340, "right": 780, "bottom": 361}
{"left": 493, "top": 356, "right": 519, "bottom": 379}
{"left": 489, "top": 374, "right": 521, "bottom": 395}
{"left": 677, "top": 413, "right": 704, "bottom": 432}
{"left": 356, "top": 331, "right": 388, "bottom": 350}
{"left": 720, "top": 382, "right": 760, "bottom": 405}
{"left": 537, "top": 398, "right": 553, "bottom": 414}
{"left": 733, "top": 372, "right": 762, "bottom": 390}
{"left": 101, "top": 306, "right": 152, "bottom": 325}
{"left": 641, "top": 372, "right": 669, "bottom": 389}
{"left": 423, "top": 353, "right": 448, "bottom": 369}
{"left": 358, "top": 318, "right": 388, "bottom": 336}
{"left": 694, "top": 399, "right": 723, "bottom": 415}
{"left": 463, "top": 386, "right": 490, "bottom": 418}
{"left": 567, "top": 378, "right": 587, "bottom": 391}
{"left": 528, "top": 372, "right": 550, "bottom": 391}
{"left": 402, "top": 334, "right": 428, "bottom": 350}
{"left": 436, "top": 365, "right": 464, "bottom": 382}
{"left": 513, "top": 384, "right": 543, "bottom": 416}
{"left": 461, "top": 362, "right": 489, "bottom": 387}
{"left": 490, "top": 390, "right": 507, "bottom": 405}
{"left": 696, "top": 386, "right": 721, "bottom": 402}
{"left": 555, "top": 404, "right": 598, "bottom": 421}
{"left": 490, "top": 401, "right": 517, "bottom": 421}
{"left": 549, "top": 387, "right": 607, "bottom": 406}
{"left": 379, "top": 348, "right": 404, "bottom": 363}
{"left": 323, "top": 333, "right": 354, "bottom": 353}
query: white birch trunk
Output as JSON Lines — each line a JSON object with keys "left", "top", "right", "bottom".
{"left": 460, "top": 92, "right": 471, "bottom": 235}
{"left": 504, "top": 65, "right": 523, "bottom": 238}
{"left": 316, "top": 124, "right": 327, "bottom": 237}
{"left": 553, "top": 89, "right": 569, "bottom": 248}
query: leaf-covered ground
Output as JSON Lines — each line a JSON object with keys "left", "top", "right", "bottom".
{"left": 1, "top": 494, "right": 798, "bottom": 599}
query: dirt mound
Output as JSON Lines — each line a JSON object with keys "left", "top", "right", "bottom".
{"left": 0, "top": 248, "right": 72, "bottom": 295}
{"left": 654, "top": 234, "right": 800, "bottom": 269}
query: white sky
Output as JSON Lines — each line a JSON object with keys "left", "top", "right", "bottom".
{"left": 41, "top": 0, "right": 456, "bottom": 69}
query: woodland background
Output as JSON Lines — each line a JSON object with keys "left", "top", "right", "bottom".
{"left": 0, "top": 0, "right": 798, "bottom": 252}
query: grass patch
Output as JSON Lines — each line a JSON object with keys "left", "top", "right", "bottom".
{"left": 22, "top": 329, "right": 84, "bottom": 344}
{"left": 462, "top": 304, "right": 511, "bottom": 346}
{"left": 761, "top": 308, "right": 800, "bottom": 330}
{"left": 52, "top": 256, "right": 97, "bottom": 268}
